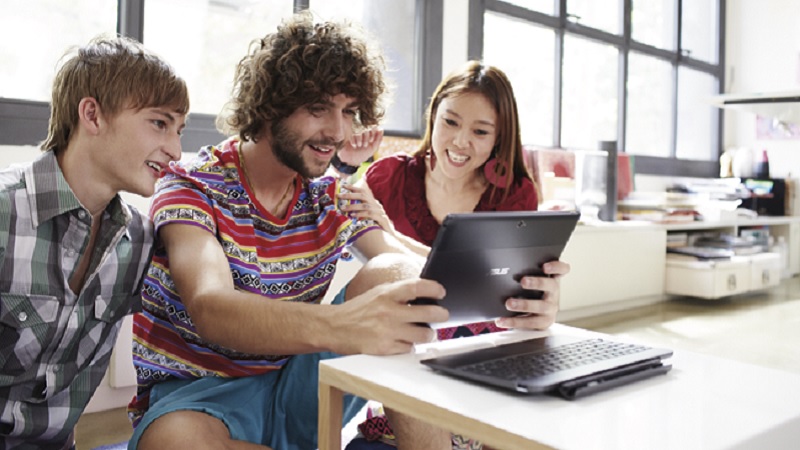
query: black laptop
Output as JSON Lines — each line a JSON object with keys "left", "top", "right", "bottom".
{"left": 416, "top": 211, "right": 673, "bottom": 399}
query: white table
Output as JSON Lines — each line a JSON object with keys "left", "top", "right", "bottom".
{"left": 318, "top": 324, "right": 800, "bottom": 450}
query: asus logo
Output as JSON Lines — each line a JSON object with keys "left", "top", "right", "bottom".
{"left": 488, "top": 268, "right": 510, "bottom": 276}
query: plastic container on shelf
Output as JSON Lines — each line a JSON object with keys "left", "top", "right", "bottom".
{"left": 771, "top": 235, "right": 790, "bottom": 278}
{"left": 732, "top": 147, "right": 753, "bottom": 178}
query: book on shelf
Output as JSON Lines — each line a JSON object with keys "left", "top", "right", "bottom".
{"left": 667, "top": 232, "right": 689, "bottom": 248}
{"left": 620, "top": 208, "right": 698, "bottom": 223}
{"left": 692, "top": 235, "right": 764, "bottom": 255}
{"left": 667, "top": 246, "right": 735, "bottom": 260}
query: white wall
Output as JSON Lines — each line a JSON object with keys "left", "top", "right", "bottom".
{"left": 724, "top": 0, "right": 800, "bottom": 178}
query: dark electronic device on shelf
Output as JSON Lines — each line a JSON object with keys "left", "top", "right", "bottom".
{"left": 740, "top": 178, "right": 786, "bottom": 216}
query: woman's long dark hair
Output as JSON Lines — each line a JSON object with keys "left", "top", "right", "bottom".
{"left": 414, "top": 61, "right": 532, "bottom": 203}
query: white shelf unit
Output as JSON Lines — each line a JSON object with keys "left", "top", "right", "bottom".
{"left": 558, "top": 217, "right": 800, "bottom": 320}
{"left": 664, "top": 217, "right": 800, "bottom": 277}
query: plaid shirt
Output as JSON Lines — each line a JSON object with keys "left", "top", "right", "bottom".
{"left": 0, "top": 151, "right": 154, "bottom": 450}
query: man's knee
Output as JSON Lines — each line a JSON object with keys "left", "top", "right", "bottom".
{"left": 137, "top": 410, "right": 233, "bottom": 450}
{"left": 346, "top": 253, "right": 424, "bottom": 299}
{"left": 385, "top": 407, "right": 450, "bottom": 450}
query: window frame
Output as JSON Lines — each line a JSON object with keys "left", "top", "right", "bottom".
{"left": 469, "top": 0, "right": 726, "bottom": 178}
{"left": 0, "top": 0, "right": 442, "bottom": 151}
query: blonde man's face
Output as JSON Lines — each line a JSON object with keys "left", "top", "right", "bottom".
{"left": 97, "top": 106, "right": 187, "bottom": 197}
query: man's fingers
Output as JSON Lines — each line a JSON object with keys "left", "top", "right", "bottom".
{"left": 400, "top": 323, "right": 437, "bottom": 345}
{"left": 374, "top": 278, "right": 449, "bottom": 324}
{"left": 409, "top": 278, "right": 446, "bottom": 302}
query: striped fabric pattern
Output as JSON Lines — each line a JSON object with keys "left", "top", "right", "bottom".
{"left": 129, "top": 139, "right": 376, "bottom": 425}
{"left": 0, "top": 151, "right": 154, "bottom": 450}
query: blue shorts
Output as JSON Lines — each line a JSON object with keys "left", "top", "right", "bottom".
{"left": 128, "top": 288, "right": 365, "bottom": 450}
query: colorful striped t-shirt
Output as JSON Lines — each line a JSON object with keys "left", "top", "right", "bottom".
{"left": 128, "top": 138, "right": 376, "bottom": 424}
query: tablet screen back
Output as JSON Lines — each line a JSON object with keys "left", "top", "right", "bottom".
{"left": 418, "top": 211, "right": 580, "bottom": 328}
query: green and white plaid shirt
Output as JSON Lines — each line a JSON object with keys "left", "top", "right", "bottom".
{"left": 0, "top": 151, "right": 154, "bottom": 450}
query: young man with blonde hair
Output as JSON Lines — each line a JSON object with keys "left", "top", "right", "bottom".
{"left": 0, "top": 35, "right": 189, "bottom": 450}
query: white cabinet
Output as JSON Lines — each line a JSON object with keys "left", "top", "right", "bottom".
{"left": 665, "top": 216, "right": 800, "bottom": 277}
{"left": 665, "top": 256, "right": 752, "bottom": 299}
{"left": 559, "top": 217, "right": 800, "bottom": 319}
{"left": 664, "top": 252, "right": 781, "bottom": 300}
{"left": 786, "top": 221, "right": 800, "bottom": 276}
{"left": 750, "top": 252, "right": 782, "bottom": 290}
{"left": 662, "top": 218, "right": 800, "bottom": 301}
{"left": 559, "top": 224, "right": 666, "bottom": 313}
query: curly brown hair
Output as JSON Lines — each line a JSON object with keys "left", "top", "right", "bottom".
{"left": 217, "top": 11, "right": 388, "bottom": 141}
{"left": 42, "top": 35, "right": 189, "bottom": 153}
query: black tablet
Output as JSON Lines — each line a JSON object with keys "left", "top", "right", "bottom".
{"left": 413, "top": 211, "right": 580, "bottom": 328}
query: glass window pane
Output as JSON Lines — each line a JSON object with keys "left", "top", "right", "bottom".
{"left": 626, "top": 52, "right": 673, "bottom": 157}
{"left": 681, "top": 0, "right": 718, "bottom": 63}
{"left": 567, "top": 0, "right": 622, "bottom": 35}
{"left": 676, "top": 68, "right": 718, "bottom": 160}
{"left": 483, "top": 12, "right": 555, "bottom": 147}
{"left": 502, "top": 0, "right": 555, "bottom": 15}
{"left": 631, "top": 0, "right": 676, "bottom": 50}
{"left": 561, "top": 35, "right": 619, "bottom": 150}
{"left": 0, "top": 0, "right": 117, "bottom": 102}
{"left": 144, "top": 0, "right": 294, "bottom": 116}
{"left": 310, "top": 0, "right": 417, "bottom": 133}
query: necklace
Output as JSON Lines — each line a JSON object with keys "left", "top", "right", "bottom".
{"left": 238, "top": 142, "right": 295, "bottom": 215}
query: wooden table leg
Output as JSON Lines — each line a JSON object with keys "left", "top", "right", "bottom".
{"left": 318, "top": 380, "right": 343, "bottom": 450}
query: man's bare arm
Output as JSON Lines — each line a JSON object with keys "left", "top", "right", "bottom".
{"left": 160, "top": 223, "right": 446, "bottom": 356}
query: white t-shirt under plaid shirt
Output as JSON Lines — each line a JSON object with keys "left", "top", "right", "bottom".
{"left": 0, "top": 150, "right": 154, "bottom": 450}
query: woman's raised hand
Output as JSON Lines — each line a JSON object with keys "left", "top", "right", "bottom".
{"left": 339, "top": 182, "right": 394, "bottom": 233}
{"left": 339, "top": 127, "right": 384, "bottom": 166}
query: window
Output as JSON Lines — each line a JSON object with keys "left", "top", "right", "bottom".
{"left": 567, "top": 0, "right": 622, "bottom": 35}
{"left": 0, "top": 0, "right": 117, "bottom": 102}
{"left": 676, "top": 68, "right": 718, "bottom": 161}
{"left": 631, "top": 0, "right": 676, "bottom": 50}
{"left": 143, "top": 0, "right": 421, "bottom": 132}
{"left": 308, "top": 0, "right": 419, "bottom": 133}
{"left": 483, "top": 11, "right": 555, "bottom": 146}
{"left": 626, "top": 52, "right": 673, "bottom": 157}
{"left": 0, "top": 0, "right": 438, "bottom": 149}
{"left": 561, "top": 35, "right": 619, "bottom": 150}
{"left": 475, "top": 0, "right": 724, "bottom": 177}
{"left": 502, "top": 0, "right": 554, "bottom": 15}
{"left": 143, "top": 0, "right": 293, "bottom": 116}
{"left": 681, "top": 0, "right": 718, "bottom": 64}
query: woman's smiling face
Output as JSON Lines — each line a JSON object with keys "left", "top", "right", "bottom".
{"left": 430, "top": 91, "right": 498, "bottom": 182}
